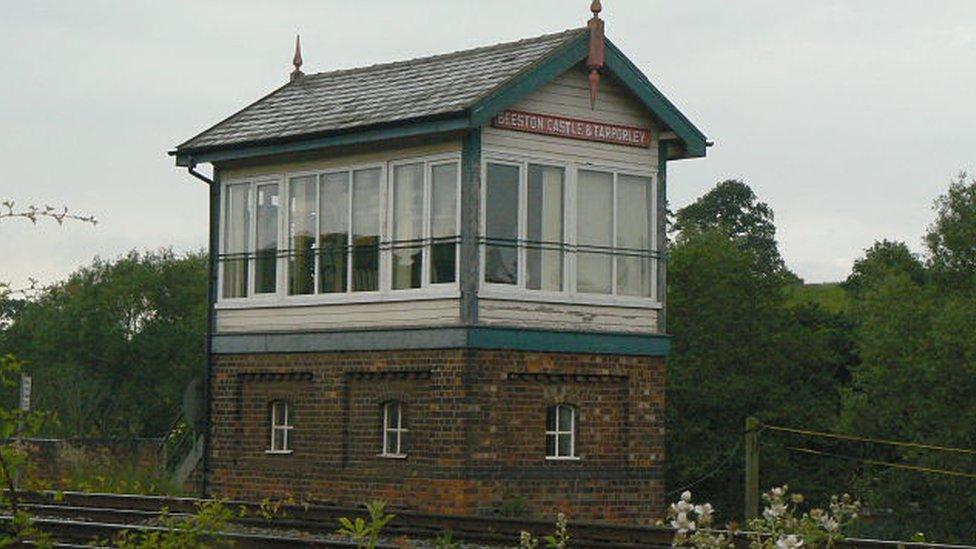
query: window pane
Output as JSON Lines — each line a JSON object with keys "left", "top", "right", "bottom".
{"left": 546, "top": 406, "right": 557, "bottom": 431}
{"left": 558, "top": 433, "right": 572, "bottom": 457}
{"left": 319, "top": 172, "right": 349, "bottom": 294}
{"left": 558, "top": 406, "right": 573, "bottom": 431}
{"left": 527, "top": 165, "right": 563, "bottom": 291}
{"left": 255, "top": 184, "right": 279, "bottom": 294}
{"left": 385, "top": 402, "right": 398, "bottom": 428}
{"left": 273, "top": 428, "right": 286, "bottom": 451}
{"left": 546, "top": 434, "right": 556, "bottom": 457}
{"left": 392, "top": 163, "right": 424, "bottom": 290}
{"left": 288, "top": 176, "right": 316, "bottom": 295}
{"left": 617, "top": 175, "right": 653, "bottom": 297}
{"left": 352, "top": 168, "right": 381, "bottom": 292}
{"left": 485, "top": 163, "right": 519, "bottom": 284}
{"left": 577, "top": 170, "right": 613, "bottom": 294}
{"left": 222, "top": 184, "right": 250, "bottom": 298}
{"left": 430, "top": 163, "right": 458, "bottom": 284}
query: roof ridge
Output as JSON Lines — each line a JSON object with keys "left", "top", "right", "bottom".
{"left": 301, "top": 27, "right": 585, "bottom": 81}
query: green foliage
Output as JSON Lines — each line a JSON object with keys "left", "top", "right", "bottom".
{"left": 55, "top": 444, "right": 180, "bottom": 495}
{"left": 785, "top": 283, "right": 850, "bottom": 315}
{"left": 843, "top": 240, "right": 926, "bottom": 298}
{"left": 925, "top": 172, "right": 976, "bottom": 289}
{"left": 673, "top": 179, "right": 791, "bottom": 280}
{"left": 667, "top": 227, "right": 851, "bottom": 519}
{"left": 336, "top": 500, "right": 395, "bottom": 549}
{"left": 518, "top": 512, "right": 569, "bottom": 549}
{"left": 108, "top": 499, "right": 241, "bottom": 548}
{"left": 0, "top": 249, "right": 207, "bottom": 437}
{"left": 433, "top": 530, "right": 461, "bottom": 549}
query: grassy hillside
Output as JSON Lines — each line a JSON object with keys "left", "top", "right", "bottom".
{"left": 786, "top": 282, "right": 849, "bottom": 314}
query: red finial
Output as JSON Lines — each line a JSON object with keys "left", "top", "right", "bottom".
{"left": 586, "top": 1, "right": 605, "bottom": 108}
{"left": 290, "top": 35, "right": 304, "bottom": 82}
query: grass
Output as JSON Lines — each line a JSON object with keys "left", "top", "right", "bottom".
{"left": 786, "top": 282, "right": 850, "bottom": 314}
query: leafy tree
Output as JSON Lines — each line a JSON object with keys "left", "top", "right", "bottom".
{"left": 838, "top": 175, "right": 976, "bottom": 542}
{"left": 925, "top": 172, "right": 976, "bottom": 289}
{"left": 673, "top": 180, "right": 790, "bottom": 279}
{"left": 0, "top": 250, "right": 207, "bottom": 437}
{"left": 843, "top": 240, "right": 926, "bottom": 297}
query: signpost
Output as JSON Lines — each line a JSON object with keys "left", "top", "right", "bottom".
{"left": 491, "top": 109, "right": 653, "bottom": 148}
{"left": 19, "top": 374, "right": 32, "bottom": 412}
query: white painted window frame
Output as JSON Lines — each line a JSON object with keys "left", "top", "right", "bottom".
{"left": 545, "top": 404, "right": 578, "bottom": 460}
{"left": 480, "top": 150, "right": 661, "bottom": 309}
{"left": 267, "top": 400, "right": 293, "bottom": 454}
{"left": 216, "top": 153, "right": 461, "bottom": 309}
{"left": 380, "top": 401, "right": 408, "bottom": 458}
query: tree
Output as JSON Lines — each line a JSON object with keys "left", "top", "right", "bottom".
{"left": 0, "top": 250, "right": 207, "bottom": 437}
{"left": 844, "top": 240, "right": 926, "bottom": 298}
{"left": 925, "top": 172, "right": 976, "bottom": 289}
{"left": 667, "top": 229, "right": 845, "bottom": 520}
{"left": 673, "top": 180, "right": 789, "bottom": 279}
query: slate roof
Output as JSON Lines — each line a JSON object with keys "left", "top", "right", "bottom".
{"left": 176, "top": 28, "right": 586, "bottom": 153}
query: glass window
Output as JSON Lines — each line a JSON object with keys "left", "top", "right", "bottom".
{"left": 382, "top": 401, "right": 408, "bottom": 457}
{"left": 222, "top": 184, "right": 250, "bottom": 299}
{"left": 288, "top": 176, "right": 316, "bottom": 295}
{"left": 546, "top": 404, "right": 576, "bottom": 459}
{"left": 352, "top": 168, "right": 381, "bottom": 292}
{"left": 577, "top": 170, "right": 613, "bottom": 294}
{"left": 616, "top": 175, "right": 652, "bottom": 297}
{"left": 526, "top": 165, "right": 564, "bottom": 292}
{"left": 254, "top": 183, "right": 279, "bottom": 294}
{"left": 392, "top": 163, "right": 424, "bottom": 290}
{"left": 485, "top": 163, "right": 520, "bottom": 285}
{"left": 319, "top": 172, "right": 349, "bottom": 294}
{"left": 269, "top": 400, "right": 292, "bottom": 453}
{"left": 430, "top": 163, "right": 458, "bottom": 284}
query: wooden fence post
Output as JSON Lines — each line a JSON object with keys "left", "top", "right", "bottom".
{"left": 745, "top": 416, "right": 760, "bottom": 521}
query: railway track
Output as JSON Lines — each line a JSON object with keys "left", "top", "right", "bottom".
{"left": 9, "top": 491, "right": 975, "bottom": 548}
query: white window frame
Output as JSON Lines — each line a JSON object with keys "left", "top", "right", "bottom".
{"left": 380, "top": 401, "right": 408, "bottom": 458}
{"left": 267, "top": 400, "right": 293, "bottom": 454}
{"left": 545, "top": 404, "right": 578, "bottom": 460}
{"left": 480, "top": 150, "right": 660, "bottom": 309}
{"left": 215, "top": 153, "right": 461, "bottom": 309}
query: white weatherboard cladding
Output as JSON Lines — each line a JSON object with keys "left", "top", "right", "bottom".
{"left": 215, "top": 299, "right": 459, "bottom": 333}
{"left": 480, "top": 65, "right": 661, "bottom": 334}
{"left": 482, "top": 66, "right": 658, "bottom": 171}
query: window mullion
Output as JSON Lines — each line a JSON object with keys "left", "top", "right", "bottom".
{"left": 518, "top": 162, "right": 527, "bottom": 289}
{"left": 346, "top": 174, "right": 353, "bottom": 295}
{"left": 422, "top": 162, "right": 431, "bottom": 288}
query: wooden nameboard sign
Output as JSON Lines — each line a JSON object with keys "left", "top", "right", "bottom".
{"left": 491, "top": 109, "right": 652, "bottom": 148}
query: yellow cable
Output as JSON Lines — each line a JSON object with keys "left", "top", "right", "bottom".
{"left": 763, "top": 423, "right": 976, "bottom": 456}
{"left": 786, "top": 446, "right": 976, "bottom": 479}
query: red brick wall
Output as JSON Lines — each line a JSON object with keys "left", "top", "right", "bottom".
{"left": 208, "top": 349, "right": 665, "bottom": 524}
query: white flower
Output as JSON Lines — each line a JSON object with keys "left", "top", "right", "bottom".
{"left": 694, "top": 503, "right": 714, "bottom": 523}
{"left": 819, "top": 515, "right": 839, "bottom": 532}
{"left": 670, "top": 511, "right": 697, "bottom": 534}
{"left": 763, "top": 501, "right": 787, "bottom": 520}
{"left": 771, "top": 486, "right": 786, "bottom": 498}
{"left": 775, "top": 535, "right": 804, "bottom": 549}
{"left": 671, "top": 499, "right": 694, "bottom": 514}
{"left": 681, "top": 490, "right": 693, "bottom": 502}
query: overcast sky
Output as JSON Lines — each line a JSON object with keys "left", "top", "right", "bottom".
{"left": 2, "top": 0, "right": 974, "bottom": 288}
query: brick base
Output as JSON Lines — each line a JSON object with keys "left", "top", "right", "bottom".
{"left": 207, "top": 349, "right": 665, "bottom": 524}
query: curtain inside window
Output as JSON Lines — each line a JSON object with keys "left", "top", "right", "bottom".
{"left": 254, "top": 184, "right": 279, "bottom": 294}
{"left": 392, "top": 163, "right": 424, "bottom": 290}
{"left": 222, "top": 184, "right": 250, "bottom": 298}
{"left": 352, "top": 168, "right": 381, "bottom": 292}
{"left": 485, "top": 163, "right": 520, "bottom": 284}
{"left": 577, "top": 170, "right": 613, "bottom": 294}
{"left": 319, "top": 172, "right": 349, "bottom": 293}
{"left": 527, "top": 165, "right": 563, "bottom": 291}
{"left": 616, "top": 174, "right": 652, "bottom": 297}
{"left": 288, "top": 176, "right": 316, "bottom": 295}
{"left": 430, "top": 162, "right": 458, "bottom": 284}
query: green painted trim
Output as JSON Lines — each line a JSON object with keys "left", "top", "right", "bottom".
{"left": 467, "top": 326, "right": 670, "bottom": 356}
{"left": 469, "top": 33, "right": 589, "bottom": 126}
{"left": 175, "top": 116, "right": 470, "bottom": 167}
{"left": 604, "top": 39, "right": 707, "bottom": 158}
{"left": 459, "top": 129, "right": 482, "bottom": 324}
{"left": 211, "top": 326, "right": 670, "bottom": 357}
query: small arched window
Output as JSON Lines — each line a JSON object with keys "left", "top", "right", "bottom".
{"left": 546, "top": 404, "right": 577, "bottom": 459}
{"left": 381, "top": 401, "right": 408, "bottom": 457}
{"left": 268, "top": 400, "right": 293, "bottom": 453}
